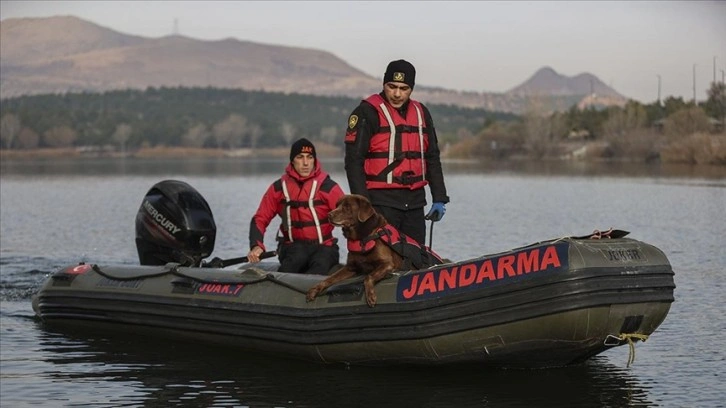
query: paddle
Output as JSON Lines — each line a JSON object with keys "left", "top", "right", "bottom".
{"left": 203, "top": 251, "right": 277, "bottom": 268}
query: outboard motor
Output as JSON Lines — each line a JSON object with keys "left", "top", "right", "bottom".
{"left": 135, "top": 180, "right": 216, "bottom": 266}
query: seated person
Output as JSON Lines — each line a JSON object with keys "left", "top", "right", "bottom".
{"left": 247, "top": 138, "right": 345, "bottom": 274}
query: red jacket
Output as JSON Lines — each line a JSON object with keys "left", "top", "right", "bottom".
{"left": 249, "top": 161, "right": 344, "bottom": 251}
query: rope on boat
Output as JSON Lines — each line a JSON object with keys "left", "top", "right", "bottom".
{"left": 171, "top": 268, "right": 309, "bottom": 293}
{"left": 91, "top": 264, "right": 172, "bottom": 280}
{"left": 605, "top": 333, "right": 650, "bottom": 367}
{"left": 90, "top": 264, "right": 310, "bottom": 293}
{"left": 588, "top": 227, "right": 614, "bottom": 239}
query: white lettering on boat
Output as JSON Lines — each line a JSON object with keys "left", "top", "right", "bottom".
{"left": 143, "top": 200, "right": 181, "bottom": 235}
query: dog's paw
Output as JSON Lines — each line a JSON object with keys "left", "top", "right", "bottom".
{"left": 305, "top": 287, "right": 320, "bottom": 302}
{"left": 365, "top": 291, "right": 377, "bottom": 308}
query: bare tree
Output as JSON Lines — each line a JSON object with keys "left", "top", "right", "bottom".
{"left": 523, "top": 97, "right": 552, "bottom": 158}
{"left": 247, "top": 123, "right": 262, "bottom": 149}
{"left": 0, "top": 113, "right": 21, "bottom": 149}
{"left": 456, "top": 127, "right": 474, "bottom": 140}
{"left": 213, "top": 114, "right": 247, "bottom": 148}
{"left": 182, "top": 123, "right": 210, "bottom": 148}
{"left": 43, "top": 125, "right": 78, "bottom": 148}
{"left": 112, "top": 123, "right": 132, "bottom": 153}
{"left": 663, "top": 107, "right": 711, "bottom": 139}
{"left": 602, "top": 102, "right": 648, "bottom": 158}
{"left": 660, "top": 107, "right": 716, "bottom": 164}
{"left": 15, "top": 127, "right": 39, "bottom": 149}
{"left": 280, "top": 121, "right": 297, "bottom": 145}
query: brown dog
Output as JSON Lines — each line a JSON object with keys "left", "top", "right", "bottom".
{"left": 306, "top": 194, "right": 403, "bottom": 307}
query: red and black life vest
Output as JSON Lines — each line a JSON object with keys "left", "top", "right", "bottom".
{"left": 277, "top": 169, "right": 336, "bottom": 245}
{"left": 347, "top": 224, "right": 444, "bottom": 270}
{"left": 363, "top": 94, "right": 430, "bottom": 191}
{"left": 250, "top": 162, "right": 343, "bottom": 251}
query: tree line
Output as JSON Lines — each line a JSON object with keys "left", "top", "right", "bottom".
{"left": 0, "top": 87, "right": 514, "bottom": 151}
{"left": 1, "top": 83, "right": 723, "bottom": 165}
{"left": 450, "top": 81, "right": 725, "bottom": 165}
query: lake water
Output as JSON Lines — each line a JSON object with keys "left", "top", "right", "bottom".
{"left": 1, "top": 158, "right": 725, "bottom": 407}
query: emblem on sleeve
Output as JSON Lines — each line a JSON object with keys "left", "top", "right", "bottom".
{"left": 348, "top": 115, "right": 359, "bottom": 129}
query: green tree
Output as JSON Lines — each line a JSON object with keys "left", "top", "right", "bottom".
{"left": 662, "top": 96, "right": 689, "bottom": 117}
{"left": 703, "top": 81, "right": 725, "bottom": 127}
{"left": 564, "top": 106, "right": 608, "bottom": 140}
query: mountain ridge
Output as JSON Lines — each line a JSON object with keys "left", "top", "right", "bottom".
{"left": 0, "top": 16, "right": 628, "bottom": 113}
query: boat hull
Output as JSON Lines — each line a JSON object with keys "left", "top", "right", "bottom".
{"left": 33, "top": 236, "right": 675, "bottom": 367}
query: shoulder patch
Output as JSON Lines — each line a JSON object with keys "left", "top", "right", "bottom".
{"left": 348, "top": 114, "right": 359, "bottom": 130}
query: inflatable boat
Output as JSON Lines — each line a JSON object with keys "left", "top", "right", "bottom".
{"left": 32, "top": 180, "right": 675, "bottom": 367}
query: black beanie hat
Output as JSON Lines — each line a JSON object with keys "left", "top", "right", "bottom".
{"left": 289, "top": 138, "right": 316, "bottom": 162}
{"left": 383, "top": 59, "right": 416, "bottom": 88}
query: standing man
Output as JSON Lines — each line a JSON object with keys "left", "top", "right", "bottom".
{"left": 248, "top": 138, "right": 344, "bottom": 275}
{"left": 344, "top": 59, "right": 449, "bottom": 245}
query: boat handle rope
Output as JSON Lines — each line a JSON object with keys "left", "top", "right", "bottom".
{"left": 589, "top": 228, "right": 614, "bottom": 239}
{"left": 91, "top": 264, "right": 172, "bottom": 280}
{"left": 90, "top": 264, "right": 310, "bottom": 294}
{"left": 604, "top": 333, "right": 650, "bottom": 367}
{"left": 172, "top": 266, "right": 309, "bottom": 294}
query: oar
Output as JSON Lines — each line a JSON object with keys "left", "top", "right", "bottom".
{"left": 203, "top": 251, "right": 277, "bottom": 268}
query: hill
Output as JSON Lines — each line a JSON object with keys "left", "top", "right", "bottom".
{"left": 507, "top": 66, "right": 627, "bottom": 109}
{"left": 0, "top": 16, "right": 628, "bottom": 113}
{"left": 0, "top": 16, "right": 378, "bottom": 97}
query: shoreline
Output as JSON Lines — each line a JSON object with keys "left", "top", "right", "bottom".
{"left": 2, "top": 146, "right": 725, "bottom": 181}
{"left": 0, "top": 145, "right": 344, "bottom": 161}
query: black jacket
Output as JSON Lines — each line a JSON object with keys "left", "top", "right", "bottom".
{"left": 344, "top": 93, "right": 449, "bottom": 210}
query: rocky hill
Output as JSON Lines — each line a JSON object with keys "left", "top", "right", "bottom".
{"left": 508, "top": 66, "right": 627, "bottom": 109}
{"left": 508, "top": 66, "right": 622, "bottom": 98}
{"left": 0, "top": 16, "right": 628, "bottom": 113}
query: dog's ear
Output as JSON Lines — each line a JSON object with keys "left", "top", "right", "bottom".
{"left": 356, "top": 197, "right": 375, "bottom": 223}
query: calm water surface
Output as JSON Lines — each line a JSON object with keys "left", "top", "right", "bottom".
{"left": 1, "top": 158, "right": 724, "bottom": 407}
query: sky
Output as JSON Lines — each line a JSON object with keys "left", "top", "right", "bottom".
{"left": 1, "top": 1, "right": 725, "bottom": 103}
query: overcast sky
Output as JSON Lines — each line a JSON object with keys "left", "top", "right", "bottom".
{"left": 2, "top": 1, "right": 724, "bottom": 103}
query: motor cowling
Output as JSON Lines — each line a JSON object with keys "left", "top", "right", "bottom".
{"left": 135, "top": 180, "right": 216, "bottom": 266}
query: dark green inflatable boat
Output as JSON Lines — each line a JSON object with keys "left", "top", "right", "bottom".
{"left": 31, "top": 180, "right": 675, "bottom": 367}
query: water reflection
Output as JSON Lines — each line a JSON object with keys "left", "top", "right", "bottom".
{"left": 2, "top": 157, "right": 725, "bottom": 181}
{"left": 31, "top": 323, "right": 654, "bottom": 408}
